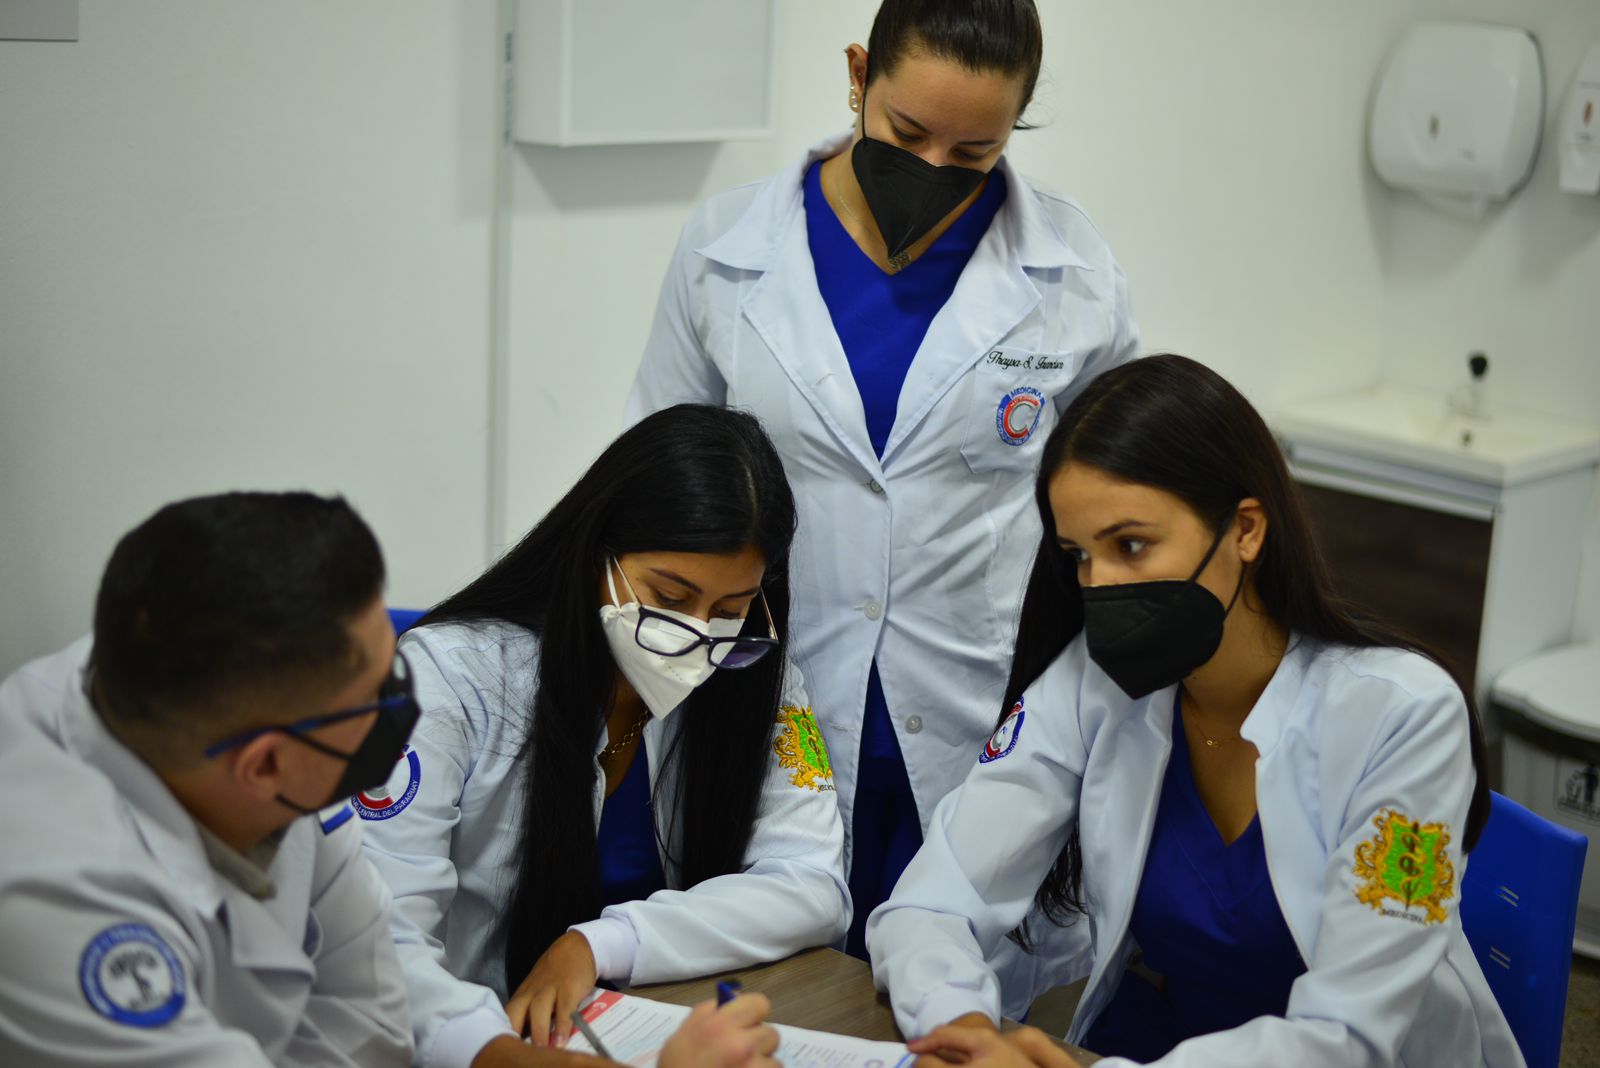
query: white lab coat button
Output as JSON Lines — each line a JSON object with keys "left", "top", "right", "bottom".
{"left": 868, "top": 479, "right": 885, "bottom": 495}
{"left": 864, "top": 600, "right": 882, "bottom": 620}
{"left": 905, "top": 715, "right": 924, "bottom": 734}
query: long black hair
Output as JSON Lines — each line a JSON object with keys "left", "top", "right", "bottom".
{"left": 1006, "top": 355, "right": 1491, "bottom": 937}
{"left": 419, "top": 405, "right": 797, "bottom": 992}
{"left": 865, "top": 0, "right": 1044, "bottom": 128}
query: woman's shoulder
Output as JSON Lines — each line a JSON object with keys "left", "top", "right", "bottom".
{"left": 1307, "top": 640, "right": 1461, "bottom": 706}
{"left": 400, "top": 619, "right": 542, "bottom": 700}
{"left": 1294, "top": 639, "right": 1467, "bottom": 751}
{"left": 677, "top": 137, "right": 844, "bottom": 258}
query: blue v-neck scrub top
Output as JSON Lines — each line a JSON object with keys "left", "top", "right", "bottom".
{"left": 596, "top": 744, "right": 666, "bottom": 912}
{"left": 802, "top": 159, "right": 1007, "bottom": 957}
{"left": 1084, "top": 698, "right": 1308, "bottom": 1061}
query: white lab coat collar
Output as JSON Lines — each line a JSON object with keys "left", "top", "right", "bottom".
{"left": 1126, "top": 632, "right": 1319, "bottom": 750}
{"left": 64, "top": 666, "right": 316, "bottom": 979}
{"left": 1087, "top": 635, "right": 1318, "bottom": 943}
{"left": 1240, "top": 633, "right": 1319, "bottom": 758}
{"left": 696, "top": 131, "right": 1094, "bottom": 274}
{"left": 64, "top": 676, "right": 228, "bottom": 920}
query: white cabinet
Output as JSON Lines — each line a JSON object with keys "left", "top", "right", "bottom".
{"left": 513, "top": 0, "right": 775, "bottom": 146}
{"left": 1273, "top": 383, "right": 1599, "bottom": 732}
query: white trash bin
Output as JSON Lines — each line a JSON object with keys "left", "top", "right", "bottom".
{"left": 1494, "top": 642, "right": 1600, "bottom": 958}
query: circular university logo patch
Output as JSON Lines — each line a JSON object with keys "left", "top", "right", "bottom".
{"left": 354, "top": 747, "right": 422, "bottom": 821}
{"left": 79, "top": 924, "right": 186, "bottom": 1028}
{"left": 980, "top": 700, "right": 1025, "bottom": 764}
{"left": 996, "top": 387, "right": 1046, "bottom": 446}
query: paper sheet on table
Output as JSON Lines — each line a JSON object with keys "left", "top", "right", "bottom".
{"left": 566, "top": 990, "right": 915, "bottom": 1068}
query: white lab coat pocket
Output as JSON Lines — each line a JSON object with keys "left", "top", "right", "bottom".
{"left": 959, "top": 349, "right": 1074, "bottom": 475}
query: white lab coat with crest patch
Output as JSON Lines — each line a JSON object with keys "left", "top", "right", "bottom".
{"left": 357, "top": 621, "right": 849, "bottom": 1068}
{"left": 0, "top": 639, "right": 413, "bottom": 1068}
{"left": 624, "top": 133, "right": 1140, "bottom": 874}
{"left": 867, "top": 634, "right": 1525, "bottom": 1068}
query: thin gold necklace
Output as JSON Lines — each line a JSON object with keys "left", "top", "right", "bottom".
{"left": 1185, "top": 707, "right": 1241, "bottom": 749}
{"left": 831, "top": 158, "right": 909, "bottom": 273}
{"left": 599, "top": 708, "right": 650, "bottom": 763}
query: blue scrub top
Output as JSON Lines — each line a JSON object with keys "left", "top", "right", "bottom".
{"left": 597, "top": 745, "right": 666, "bottom": 912}
{"left": 804, "top": 158, "right": 1007, "bottom": 956}
{"left": 1085, "top": 696, "right": 1307, "bottom": 1060}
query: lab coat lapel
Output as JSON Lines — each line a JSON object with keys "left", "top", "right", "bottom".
{"left": 222, "top": 824, "right": 317, "bottom": 979}
{"left": 880, "top": 212, "right": 1041, "bottom": 465}
{"left": 879, "top": 156, "right": 1095, "bottom": 465}
{"left": 699, "top": 130, "right": 881, "bottom": 477}
{"left": 1243, "top": 636, "right": 1323, "bottom": 962}
{"left": 1083, "top": 689, "right": 1173, "bottom": 980}
{"left": 738, "top": 215, "right": 883, "bottom": 478}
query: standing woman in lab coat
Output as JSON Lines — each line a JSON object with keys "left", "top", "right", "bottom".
{"left": 357, "top": 405, "right": 848, "bottom": 1068}
{"left": 868, "top": 355, "right": 1521, "bottom": 1067}
{"left": 627, "top": 0, "right": 1139, "bottom": 958}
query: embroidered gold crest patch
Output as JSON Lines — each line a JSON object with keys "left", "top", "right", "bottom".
{"left": 1352, "top": 808, "right": 1455, "bottom": 925}
{"left": 774, "top": 705, "right": 834, "bottom": 791}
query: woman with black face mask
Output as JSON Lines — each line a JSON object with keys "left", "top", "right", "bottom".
{"left": 627, "top": 0, "right": 1139, "bottom": 964}
{"left": 865, "top": 356, "right": 1516, "bottom": 1068}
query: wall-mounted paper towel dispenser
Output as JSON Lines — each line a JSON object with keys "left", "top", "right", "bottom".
{"left": 1369, "top": 22, "right": 1544, "bottom": 217}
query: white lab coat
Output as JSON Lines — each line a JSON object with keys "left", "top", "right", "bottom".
{"left": 867, "top": 634, "right": 1525, "bottom": 1068}
{"left": 358, "top": 621, "right": 850, "bottom": 1068}
{"left": 0, "top": 639, "right": 413, "bottom": 1068}
{"left": 625, "top": 132, "right": 1140, "bottom": 862}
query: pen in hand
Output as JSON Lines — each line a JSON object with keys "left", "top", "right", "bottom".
{"left": 716, "top": 979, "right": 743, "bottom": 1007}
{"left": 569, "top": 1009, "right": 615, "bottom": 1061}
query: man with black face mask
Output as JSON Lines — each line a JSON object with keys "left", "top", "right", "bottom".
{"left": 0, "top": 492, "right": 422, "bottom": 1067}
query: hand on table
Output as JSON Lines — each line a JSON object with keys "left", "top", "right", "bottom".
{"left": 909, "top": 1023, "right": 1084, "bottom": 1068}
{"left": 659, "top": 994, "right": 781, "bottom": 1068}
{"left": 505, "top": 931, "right": 599, "bottom": 1047}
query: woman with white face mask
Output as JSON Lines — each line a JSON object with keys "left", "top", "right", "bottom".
{"left": 357, "top": 405, "right": 848, "bottom": 1068}
{"left": 867, "top": 356, "right": 1520, "bottom": 1068}
{"left": 626, "top": 0, "right": 1138, "bottom": 963}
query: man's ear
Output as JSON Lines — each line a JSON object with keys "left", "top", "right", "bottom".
{"left": 227, "top": 733, "right": 288, "bottom": 803}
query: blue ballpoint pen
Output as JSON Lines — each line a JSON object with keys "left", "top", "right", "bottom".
{"left": 716, "top": 979, "right": 743, "bottom": 1006}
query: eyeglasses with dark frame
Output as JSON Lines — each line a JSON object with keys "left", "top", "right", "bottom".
{"left": 201, "top": 652, "right": 419, "bottom": 760}
{"left": 633, "top": 589, "right": 780, "bottom": 669}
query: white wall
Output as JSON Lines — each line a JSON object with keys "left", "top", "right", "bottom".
{"left": 501, "top": 0, "right": 1409, "bottom": 542}
{"left": 1377, "top": 0, "right": 1600, "bottom": 638}
{"left": 0, "top": 1, "right": 501, "bottom": 675}
{"left": 5, "top": 1, "right": 1594, "bottom": 675}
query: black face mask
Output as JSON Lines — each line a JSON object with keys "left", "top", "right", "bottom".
{"left": 1081, "top": 520, "right": 1244, "bottom": 700}
{"left": 851, "top": 135, "right": 986, "bottom": 269}
{"left": 275, "top": 653, "right": 421, "bottom": 815}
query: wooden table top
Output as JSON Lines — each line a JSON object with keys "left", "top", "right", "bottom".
{"left": 628, "top": 947, "right": 1099, "bottom": 1065}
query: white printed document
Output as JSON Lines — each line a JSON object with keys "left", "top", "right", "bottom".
{"left": 566, "top": 990, "right": 914, "bottom": 1068}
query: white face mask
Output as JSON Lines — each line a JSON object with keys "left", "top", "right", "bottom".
{"left": 598, "top": 560, "right": 746, "bottom": 720}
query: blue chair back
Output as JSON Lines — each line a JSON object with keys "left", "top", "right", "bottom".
{"left": 387, "top": 607, "right": 427, "bottom": 636}
{"left": 1460, "top": 790, "right": 1587, "bottom": 1068}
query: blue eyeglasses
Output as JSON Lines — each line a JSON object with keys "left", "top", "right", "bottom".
{"left": 202, "top": 652, "right": 418, "bottom": 760}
